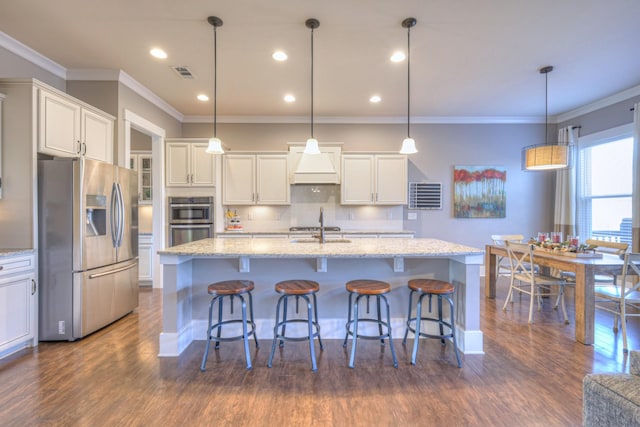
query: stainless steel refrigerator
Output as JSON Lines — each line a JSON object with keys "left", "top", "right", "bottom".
{"left": 38, "top": 157, "right": 139, "bottom": 341}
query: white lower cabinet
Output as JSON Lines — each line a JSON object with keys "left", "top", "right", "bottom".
{"left": 138, "top": 235, "right": 153, "bottom": 282}
{"left": 0, "top": 253, "right": 37, "bottom": 358}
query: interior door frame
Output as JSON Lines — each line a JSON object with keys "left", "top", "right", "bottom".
{"left": 123, "top": 109, "right": 165, "bottom": 288}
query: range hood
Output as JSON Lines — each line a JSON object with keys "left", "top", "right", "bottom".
{"left": 288, "top": 146, "right": 341, "bottom": 184}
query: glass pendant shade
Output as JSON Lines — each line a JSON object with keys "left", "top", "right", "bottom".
{"left": 206, "top": 137, "right": 224, "bottom": 154}
{"left": 522, "top": 144, "right": 569, "bottom": 170}
{"left": 400, "top": 137, "right": 417, "bottom": 154}
{"left": 303, "top": 138, "right": 321, "bottom": 155}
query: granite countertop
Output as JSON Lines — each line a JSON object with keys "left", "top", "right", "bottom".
{"left": 159, "top": 237, "right": 482, "bottom": 258}
{"left": 217, "top": 230, "right": 415, "bottom": 236}
{"left": 0, "top": 248, "right": 36, "bottom": 258}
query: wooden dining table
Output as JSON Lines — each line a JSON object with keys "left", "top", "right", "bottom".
{"left": 485, "top": 244, "right": 626, "bottom": 345}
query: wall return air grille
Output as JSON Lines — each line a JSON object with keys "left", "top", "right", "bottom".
{"left": 409, "top": 182, "right": 442, "bottom": 209}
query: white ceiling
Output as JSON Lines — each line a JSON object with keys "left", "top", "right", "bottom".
{"left": 1, "top": 0, "right": 640, "bottom": 122}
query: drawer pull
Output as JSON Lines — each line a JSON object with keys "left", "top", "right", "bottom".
{"left": 0, "top": 266, "right": 3, "bottom": 271}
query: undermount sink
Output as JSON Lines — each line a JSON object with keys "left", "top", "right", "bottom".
{"left": 290, "top": 238, "right": 352, "bottom": 244}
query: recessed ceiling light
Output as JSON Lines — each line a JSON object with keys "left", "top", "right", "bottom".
{"left": 150, "top": 48, "right": 168, "bottom": 59}
{"left": 284, "top": 94, "right": 295, "bottom": 103}
{"left": 369, "top": 95, "right": 381, "bottom": 103}
{"left": 272, "top": 51, "right": 288, "bottom": 61}
{"left": 197, "top": 94, "right": 209, "bottom": 102}
{"left": 390, "top": 51, "right": 406, "bottom": 62}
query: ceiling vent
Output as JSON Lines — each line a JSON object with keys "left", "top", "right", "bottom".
{"left": 409, "top": 182, "right": 442, "bottom": 209}
{"left": 171, "top": 66, "right": 195, "bottom": 79}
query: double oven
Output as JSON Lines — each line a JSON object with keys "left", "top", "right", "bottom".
{"left": 168, "top": 196, "right": 214, "bottom": 246}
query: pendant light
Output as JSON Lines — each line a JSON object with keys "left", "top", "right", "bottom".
{"left": 522, "top": 66, "right": 570, "bottom": 170}
{"left": 399, "top": 17, "right": 418, "bottom": 155}
{"left": 304, "top": 18, "right": 321, "bottom": 155}
{"left": 205, "top": 16, "right": 224, "bottom": 155}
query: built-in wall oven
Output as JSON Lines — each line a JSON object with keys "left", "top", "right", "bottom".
{"left": 168, "top": 196, "right": 214, "bottom": 246}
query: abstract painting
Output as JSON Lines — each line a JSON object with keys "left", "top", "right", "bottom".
{"left": 453, "top": 166, "right": 506, "bottom": 218}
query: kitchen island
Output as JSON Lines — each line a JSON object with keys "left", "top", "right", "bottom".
{"left": 158, "top": 237, "right": 484, "bottom": 357}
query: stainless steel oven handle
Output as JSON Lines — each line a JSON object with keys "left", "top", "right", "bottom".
{"left": 88, "top": 261, "right": 138, "bottom": 279}
{"left": 169, "top": 204, "right": 212, "bottom": 208}
{"left": 169, "top": 224, "right": 213, "bottom": 229}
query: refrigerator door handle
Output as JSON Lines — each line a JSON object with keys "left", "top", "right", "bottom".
{"left": 115, "top": 182, "right": 125, "bottom": 248}
{"left": 110, "top": 182, "right": 118, "bottom": 247}
{"left": 88, "top": 261, "right": 138, "bottom": 279}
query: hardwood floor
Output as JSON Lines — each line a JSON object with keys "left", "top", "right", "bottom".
{"left": 1, "top": 278, "right": 638, "bottom": 427}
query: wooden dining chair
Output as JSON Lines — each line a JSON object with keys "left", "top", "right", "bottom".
{"left": 594, "top": 252, "right": 640, "bottom": 353}
{"left": 491, "top": 234, "right": 526, "bottom": 278}
{"left": 503, "top": 241, "right": 570, "bottom": 324}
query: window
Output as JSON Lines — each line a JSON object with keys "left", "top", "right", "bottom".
{"left": 577, "top": 124, "right": 633, "bottom": 244}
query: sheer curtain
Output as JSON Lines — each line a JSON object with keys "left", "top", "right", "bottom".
{"left": 633, "top": 103, "right": 640, "bottom": 252}
{"left": 554, "top": 126, "right": 579, "bottom": 238}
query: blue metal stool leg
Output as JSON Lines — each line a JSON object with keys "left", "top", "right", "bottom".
{"left": 200, "top": 295, "right": 217, "bottom": 371}
{"left": 348, "top": 294, "right": 361, "bottom": 368}
{"left": 303, "top": 295, "right": 318, "bottom": 371}
{"left": 438, "top": 295, "right": 446, "bottom": 345}
{"left": 377, "top": 295, "right": 385, "bottom": 345}
{"left": 279, "top": 295, "right": 288, "bottom": 348}
{"left": 343, "top": 291, "right": 353, "bottom": 347}
{"left": 312, "top": 292, "right": 324, "bottom": 350}
{"left": 268, "top": 294, "right": 285, "bottom": 368}
{"left": 446, "top": 293, "right": 462, "bottom": 368}
{"left": 411, "top": 292, "right": 425, "bottom": 365}
{"left": 248, "top": 291, "right": 259, "bottom": 348}
{"left": 403, "top": 290, "right": 414, "bottom": 344}
{"left": 215, "top": 296, "right": 224, "bottom": 349}
{"left": 381, "top": 294, "right": 398, "bottom": 368}
{"left": 239, "top": 295, "right": 252, "bottom": 370}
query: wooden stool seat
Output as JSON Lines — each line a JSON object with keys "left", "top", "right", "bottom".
{"left": 207, "top": 280, "right": 254, "bottom": 296}
{"left": 346, "top": 279, "right": 391, "bottom": 295}
{"left": 408, "top": 279, "right": 454, "bottom": 295}
{"left": 275, "top": 279, "right": 320, "bottom": 295}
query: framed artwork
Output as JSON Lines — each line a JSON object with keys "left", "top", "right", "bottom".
{"left": 453, "top": 166, "right": 506, "bottom": 218}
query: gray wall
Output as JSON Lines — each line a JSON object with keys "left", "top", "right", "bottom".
{"left": 131, "top": 128, "right": 152, "bottom": 151}
{"left": 0, "top": 46, "right": 65, "bottom": 90}
{"left": 183, "top": 121, "right": 555, "bottom": 248}
{"left": 558, "top": 96, "right": 640, "bottom": 136}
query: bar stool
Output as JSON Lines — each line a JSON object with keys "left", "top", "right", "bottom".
{"left": 343, "top": 279, "right": 398, "bottom": 368}
{"left": 403, "top": 278, "right": 462, "bottom": 367}
{"left": 267, "top": 280, "right": 324, "bottom": 371}
{"left": 200, "top": 280, "right": 258, "bottom": 371}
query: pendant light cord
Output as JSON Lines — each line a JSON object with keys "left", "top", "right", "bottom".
{"left": 406, "top": 24, "right": 411, "bottom": 138}
{"left": 544, "top": 69, "right": 548, "bottom": 146}
{"left": 310, "top": 25, "right": 314, "bottom": 139}
{"left": 213, "top": 24, "right": 218, "bottom": 138}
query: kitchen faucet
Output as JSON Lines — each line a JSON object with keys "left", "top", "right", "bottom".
{"left": 318, "top": 207, "right": 325, "bottom": 243}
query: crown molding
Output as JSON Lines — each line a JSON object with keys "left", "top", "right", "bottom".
{"left": 67, "top": 68, "right": 184, "bottom": 122}
{"left": 0, "top": 31, "right": 66, "bottom": 79}
{"left": 183, "top": 115, "right": 545, "bottom": 125}
{"left": 555, "top": 84, "right": 640, "bottom": 123}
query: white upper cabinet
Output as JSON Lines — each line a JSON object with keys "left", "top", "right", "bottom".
{"left": 38, "top": 88, "right": 113, "bottom": 163}
{"left": 165, "top": 140, "right": 216, "bottom": 187}
{"left": 130, "top": 151, "right": 153, "bottom": 204}
{"left": 223, "top": 154, "right": 289, "bottom": 205}
{"left": 341, "top": 154, "right": 407, "bottom": 205}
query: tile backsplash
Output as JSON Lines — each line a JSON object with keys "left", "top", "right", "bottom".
{"left": 225, "top": 185, "right": 404, "bottom": 232}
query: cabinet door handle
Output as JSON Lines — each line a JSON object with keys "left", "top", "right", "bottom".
{"left": 0, "top": 265, "right": 4, "bottom": 271}
{"left": 256, "top": 193, "right": 260, "bottom": 202}
{"left": 31, "top": 279, "right": 37, "bottom": 295}
{"left": 77, "top": 141, "right": 82, "bottom": 154}
{"left": 376, "top": 192, "right": 379, "bottom": 202}
{"left": 371, "top": 193, "right": 374, "bottom": 202}
{"left": 82, "top": 142, "right": 87, "bottom": 156}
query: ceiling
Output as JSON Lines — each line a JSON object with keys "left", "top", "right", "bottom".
{"left": 1, "top": 0, "right": 640, "bottom": 122}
